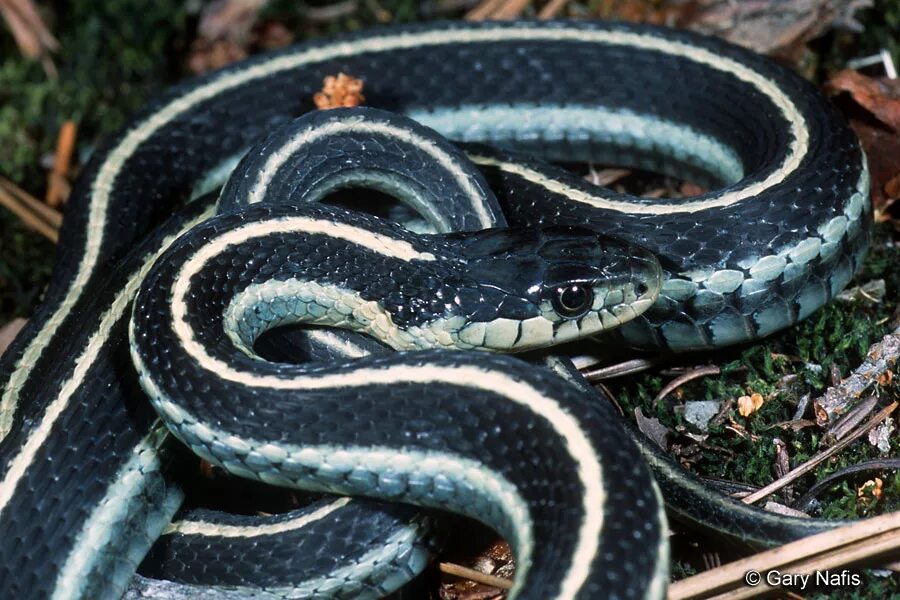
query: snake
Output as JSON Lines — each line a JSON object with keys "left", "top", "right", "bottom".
{"left": 0, "top": 19, "right": 870, "bottom": 600}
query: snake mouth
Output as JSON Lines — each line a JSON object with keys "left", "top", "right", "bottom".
{"left": 447, "top": 239, "right": 664, "bottom": 353}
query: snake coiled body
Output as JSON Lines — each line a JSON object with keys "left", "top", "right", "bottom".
{"left": 0, "top": 19, "right": 869, "bottom": 600}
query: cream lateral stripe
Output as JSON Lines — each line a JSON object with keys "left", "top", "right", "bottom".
{"left": 470, "top": 151, "right": 794, "bottom": 215}
{"left": 165, "top": 497, "right": 352, "bottom": 538}
{"left": 247, "top": 118, "right": 495, "bottom": 229}
{"left": 305, "top": 329, "right": 370, "bottom": 358}
{"left": 152, "top": 363, "right": 604, "bottom": 598}
{"left": 166, "top": 256, "right": 606, "bottom": 600}
{"left": 129, "top": 518, "right": 431, "bottom": 600}
{"left": 0, "top": 207, "right": 216, "bottom": 516}
{"left": 51, "top": 425, "right": 174, "bottom": 600}
{"left": 0, "top": 24, "right": 806, "bottom": 436}
{"left": 130, "top": 333, "right": 536, "bottom": 593}
{"left": 172, "top": 216, "right": 434, "bottom": 371}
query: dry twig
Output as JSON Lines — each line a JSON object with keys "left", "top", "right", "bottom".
{"left": 794, "top": 458, "right": 900, "bottom": 511}
{"left": 580, "top": 356, "right": 662, "bottom": 381}
{"left": 300, "top": 0, "right": 359, "bottom": 22}
{"left": 654, "top": 365, "right": 721, "bottom": 407}
{"left": 814, "top": 325, "right": 900, "bottom": 424}
{"left": 439, "top": 562, "right": 513, "bottom": 590}
{"left": 669, "top": 509, "right": 900, "bottom": 599}
{"left": 740, "top": 402, "right": 897, "bottom": 505}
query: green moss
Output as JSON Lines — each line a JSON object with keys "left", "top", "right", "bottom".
{"left": 609, "top": 223, "right": 900, "bottom": 517}
{"left": 0, "top": 0, "right": 193, "bottom": 318}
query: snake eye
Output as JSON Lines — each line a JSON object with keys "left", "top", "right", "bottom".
{"left": 552, "top": 284, "right": 593, "bottom": 319}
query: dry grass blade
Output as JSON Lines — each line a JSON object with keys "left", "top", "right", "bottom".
{"left": 654, "top": 365, "right": 721, "bottom": 406}
{"left": 490, "top": 0, "right": 530, "bottom": 18}
{"left": 0, "top": 176, "right": 62, "bottom": 228}
{"left": 465, "top": 0, "right": 505, "bottom": 19}
{"left": 741, "top": 401, "right": 897, "bottom": 505}
{"left": 668, "top": 509, "right": 900, "bottom": 600}
{"left": 794, "top": 458, "right": 900, "bottom": 511}
{"left": 0, "top": 177, "right": 61, "bottom": 243}
{"left": 580, "top": 356, "right": 661, "bottom": 381}
{"left": 439, "top": 562, "right": 514, "bottom": 590}
{"left": 537, "top": 0, "right": 569, "bottom": 18}
{"left": 465, "top": 0, "right": 529, "bottom": 20}
{"left": 826, "top": 395, "right": 877, "bottom": 441}
{"left": 0, "top": 0, "right": 58, "bottom": 74}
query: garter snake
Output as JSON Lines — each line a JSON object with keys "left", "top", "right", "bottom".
{"left": 0, "top": 19, "right": 869, "bottom": 600}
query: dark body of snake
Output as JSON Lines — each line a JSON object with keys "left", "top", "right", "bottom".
{"left": 0, "top": 19, "right": 870, "bottom": 600}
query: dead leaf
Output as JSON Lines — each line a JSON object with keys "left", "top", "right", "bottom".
{"left": 187, "top": 38, "right": 248, "bottom": 74}
{"left": 634, "top": 407, "right": 670, "bottom": 450}
{"left": 825, "top": 71, "right": 900, "bottom": 223}
{"left": 763, "top": 501, "right": 810, "bottom": 518}
{"left": 773, "top": 438, "right": 791, "bottom": 489}
{"left": 679, "top": 181, "right": 706, "bottom": 196}
{"left": 255, "top": 20, "right": 294, "bottom": 51}
{"left": 592, "top": 0, "right": 677, "bottom": 24}
{"left": 836, "top": 279, "right": 886, "bottom": 304}
{"left": 591, "top": 0, "right": 870, "bottom": 62}
{"left": 198, "top": 0, "right": 268, "bottom": 42}
{"left": 825, "top": 71, "right": 900, "bottom": 131}
{"left": 672, "top": 0, "right": 872, "bottom": 59}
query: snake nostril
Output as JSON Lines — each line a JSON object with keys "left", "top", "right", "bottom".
{"left": 636, "top": 282, "right": 649, "bottom": 296}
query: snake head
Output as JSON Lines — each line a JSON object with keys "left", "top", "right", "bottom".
{"left": 447, "top": 226, "right": 662, "bottom": 351}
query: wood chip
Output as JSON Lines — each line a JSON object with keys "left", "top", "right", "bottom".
{"left": 0, "top": 319, "right": 26, "bottom": 357}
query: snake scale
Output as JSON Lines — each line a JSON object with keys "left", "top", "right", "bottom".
{"left": 0, "top": 19, "right": 870, "bottom": 600}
